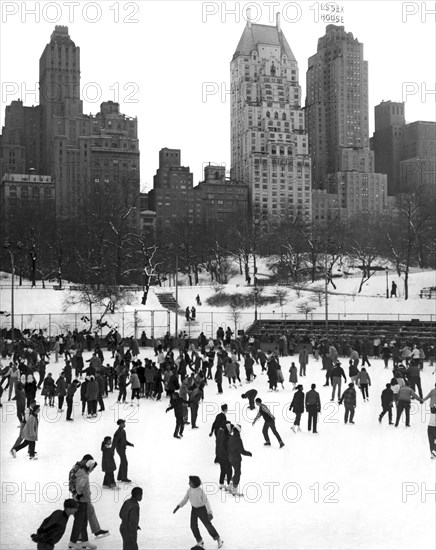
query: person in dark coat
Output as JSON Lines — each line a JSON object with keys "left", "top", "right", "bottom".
{"left": 330, "top": 361, "right": 347, "bottom": 402}
{"left": 216, "top": 423, "right": 233, "bottom": 489}
{"left": 339, "top": 383, "right": 357, "bottom": 424}
{"left": 42, "top": 373, "right": 55, "bottom": 407}
{"left": 85, "top": 375, "right": 99, "bottom": 418}
{"left": 228, "top": 424, "right": 252, "bottom": 494}
{"left": 119, "top": 487, "right": 143, "bottom": 550}
{"left": 209, "top": 404, "right": 228, "bottom": 462}
{"left": 290, "top": 385, "right": 305, "bottom": 432}
{"left": 31, "top": 499, "right": 78, "bottom": 550}
{"left": 305, "top": 383, "right": 321, "bottom": 433}
{"left": 166, "top": 391, "right": 188, "bottom": 438}
{"left": 101, "top": 436, "right": 117, "bottom": 489}
{"left": 188, "top": 384, "right": 203, "bottom": 429}
{"left": 379, "top": 383, "right": 394, "bottom": 424}
{"left": 243, "top": 353, "right": 256, "bottom": 382}
{"left": 241, "top": 389, "right": 258, "bottom": 410}
{"left": 167, "top": 369, "right": 180, "bottom": 398}
{"left": 267, "top": 355, "right": 279, "bottom": 391}
{"left": 14, "top": 381, "right": 26, "bottom": 423}
{"left": 112, "top": 419, "right": 134, "bottom": 482}
{"left": 55, "top": 373, "right": 67, "bottom": 411}
{"left": 214, "top": 364, "right": 223, "bottom": 394}
{"left": 79, "top": 377, "right": 88, "bottom": 416}
{"left": 185, "top": 307, "right": 191, "bottom": 322}
{"left": 65, "top": 380, "right": 80, "bottom": 422}
{"left": 390, "top": 281, "right": 397, "bottom": 298}
{"left": 253, "top": 398, "right": 285, "bottom": 447}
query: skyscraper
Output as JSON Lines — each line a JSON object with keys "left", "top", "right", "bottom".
{"left": 306, "top": 25, "right": 369, "bottom": 189}
{"left": 0, "top": 26, "right": 140, "bottom": 222}
{"left": 231, "top": 13, "right": 312, "bottom": 222}
{"left": 306, "top": 25, "right": 387, "bottom": 218}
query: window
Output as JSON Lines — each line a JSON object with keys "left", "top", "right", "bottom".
{"left": 21, "top": 186, "right": 28, "bottom": 199}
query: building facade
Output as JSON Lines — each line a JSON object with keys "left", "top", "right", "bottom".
{"left": 372, "top": 102, "right": 436, "bottom": 194}
{"left": 306, "top": 25, "right": 369, "bottom": 189}
{"left": 0, "top": 173, "right": 55, "bottom": 237}
{"left": 306, "top": 25, "right": 388, "bottom": 218}
{"left": 231, "top": 14, "right": 312, "bottom": 222}
{"left": 148, "top": 150, "right": 248, "bottom": 233}
{"left": 0, "top": 26, "right": 140, "bottom": 223}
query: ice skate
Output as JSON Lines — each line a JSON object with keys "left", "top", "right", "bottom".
{"left": 29, "top": 456, "right": 38, "bottom": 460}
{"left": 81, "top": 542, "right": 97, "bottom": 550}
{"left": 291, "top": 426, "right": 296, "bottom": 433}
{"left": 94, "top": 529, "right": 109, "bottom": 538}
{"left": 297, "top": 427, "right": 302, "bottom": 432}
{"left": 217, "top": 537, "right": 224, "bottom": 548}
{"left": 10, "top": 449, "right": 16, "bottom": 458}
{"left": 68, "top": 542, "right": 82, "bottom": 549}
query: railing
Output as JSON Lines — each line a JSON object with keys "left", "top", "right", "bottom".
{"left": 1, "top": 310, "right": 434, "bottom": 341}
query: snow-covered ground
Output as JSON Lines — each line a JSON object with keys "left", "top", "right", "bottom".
{"left": 1, "top": 349, "right": 435, "bottom": 550}
{"left": 0, "top": 267, "right": 435, "bottom": 340}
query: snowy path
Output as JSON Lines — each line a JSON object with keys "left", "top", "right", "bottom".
{"left": 1, "top": 349, "right": 435, "bottom": 550}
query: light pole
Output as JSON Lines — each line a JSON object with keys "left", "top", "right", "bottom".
{"left": 175, "top": 254, "right": 179, "bottom": 337}
{"left": 385, "top": 268, "right": 389, "bottom": 299}
{"left": 4, "top": 242, "right": 21, "bottom": 346}
{"left": 324, "top": 254, "right": 329, "bottom": 335}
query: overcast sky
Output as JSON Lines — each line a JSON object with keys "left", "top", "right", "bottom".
{"left": 1, "top": 1, "right": 435, "bottom": 191}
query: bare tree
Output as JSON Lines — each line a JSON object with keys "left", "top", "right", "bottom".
{"left": 296, "top": 299, "right": 317, "bottom": 319}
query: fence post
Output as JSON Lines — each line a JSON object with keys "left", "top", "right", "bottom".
{"left": 48, "top": 314, "right": 51, "bottom": 339}
{"left": 134, "top": 310, "right": 138, "bottom": 340}
{"left": 151, "top": 310, "right": 154, "bottom": 338}
{"left": 211, "top": 312, "right": 213, "bottom": 339}
{"left": 75, "top": 313, "right": 78, "bottom": 331}
{"left": 122, "top": 312, "right": 125, "bottom": 338}
{"left": 167, "top": 311, "right": 170, "bottom": 334}
{"left": 21, "top": 314, "right": 24, "bottom": 333}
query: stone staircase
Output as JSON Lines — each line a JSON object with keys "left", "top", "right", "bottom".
{"left": 155, "top": 292, "right": 184, "bottom": 315}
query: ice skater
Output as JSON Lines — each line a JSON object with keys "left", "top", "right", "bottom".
{"left": 31, "top": 499, "right": 78, "bottom": 550}
{"left": 112, "top": 419, "right": 134, "bottom": 482}
{"left": 379, "top": 383, "right": 394, "bottom": 424}
{"left": 228, "top": 424, "right": 252, "bottom": 495}
{"left": 101, "top": 436, "right": 118, "bottom": 489}
{"left": 339, "top": 383, "right": 357, "bottom": 424}
{"left": 241, "top": 389, "right": 258, "bottom": 410}
{"left": 290, "top": 385, "right": 305, "bottom": 432}
{"left": 252, "top": 398, "right": 285, "bottom": 448}
{"left": 119, "top": 487, "right": 143, "bottom": 550}
{"left": 173, "top": 476, "right": 224, "bottom": 549}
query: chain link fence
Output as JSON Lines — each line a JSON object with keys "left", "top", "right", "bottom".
{"left": 2, "top": 310, "right": 434, "bottom": 341}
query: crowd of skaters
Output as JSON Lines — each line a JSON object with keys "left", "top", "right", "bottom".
{"left": 1, "top": 325, "right": 436, "bottom": 549}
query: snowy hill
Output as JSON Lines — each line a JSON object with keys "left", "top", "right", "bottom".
{"left": 0, "top": 266, "right": 435, "bottom": 340}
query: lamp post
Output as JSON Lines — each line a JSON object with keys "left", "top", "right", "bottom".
{"left": 324, "top": 254, "right": 329, "bottom": 335}
{"left": 175, "top": 254, "right": 179, "bottom": 337}
{"left": 4, "top": 242, "right": 22, "bottom": 346}
{"left": 385, "top": 268, "right": 389, "bottom": 299}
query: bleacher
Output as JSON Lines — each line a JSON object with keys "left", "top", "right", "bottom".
{"left": 246, "top": 318, "right": 436, "bottom": 346}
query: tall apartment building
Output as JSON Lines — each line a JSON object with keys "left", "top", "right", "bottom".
{"left": 372, "top": 102, "right": 436, "bottom": 194}
{"left": 148, "top": 149, "right": 248, "bottom": 233}
{"left": 371, "top": 101, "right": 405, "bottom": 195}
{"left": 0, "top": 26, "right": 140, "bottom": 222}
{"left": 231, "top": 14, "right": 312, "bottom": 222}
{"left": 306, "top": 25, "right": 369, "bottom": 188}
{"left": 306, "top": 25, "right": 387, "bottom": 218}
{"left": 148, "top": 148, "right": 200, "bottom": 233}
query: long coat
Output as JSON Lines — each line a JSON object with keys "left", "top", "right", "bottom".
{"left": 290, "top": 390, "right": 305, "bottom": 414}
{"left": 22, "top": 413, "right": 39, "bottom": 441}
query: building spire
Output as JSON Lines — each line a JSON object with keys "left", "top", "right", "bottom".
{"left": 276, "top": 12, "right": 281, "bottom": 31}
{"left": 247, "top": 7, "right": 252, "bottom": 28}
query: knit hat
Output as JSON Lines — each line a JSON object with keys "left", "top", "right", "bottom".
{"left": 85, "top": 459, "right": 97, "bottom": 471}
{"left": 234, "top": 424, "right": 242, "bottom": 432}
{"left": 117, "top": 419, "right": 125, "bottom": 425}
